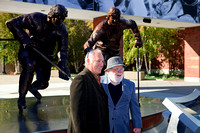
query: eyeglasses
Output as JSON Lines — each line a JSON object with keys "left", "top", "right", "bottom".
{"left": 111, "top": 67, "right": 124, "bottom": 72}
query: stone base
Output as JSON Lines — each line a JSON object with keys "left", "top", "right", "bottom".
{"left": 51, "top": 70, "right": 59, "bottom": 77}
{"left": 124, "top": 71, "right": 145, "bottom": 81}
{"left": 184, "top": 77, "right": 200, "bottom": 82}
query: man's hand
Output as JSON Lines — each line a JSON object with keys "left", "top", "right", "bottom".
{"left": 58, "top": 60, "right": 71, "bottom": 80}
{"left": 133, "top": 128, "right": 141, "bottom": 133}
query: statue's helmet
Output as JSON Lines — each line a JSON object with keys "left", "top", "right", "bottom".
{"left": 48, "top": 4, "right": 68, "bottom": 21}
{"left": 107, "top": 7, "right": 121, "bottom": 19}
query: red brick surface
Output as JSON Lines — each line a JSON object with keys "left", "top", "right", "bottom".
{"left": 181, "top": 27, "right": 200, "bottom": 78}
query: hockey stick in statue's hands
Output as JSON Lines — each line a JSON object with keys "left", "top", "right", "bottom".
{"left": 33, "top": 47, "right": 73, "bottom": 81}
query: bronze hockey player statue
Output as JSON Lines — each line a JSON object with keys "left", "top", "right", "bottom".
{"left": 84, "top": 7, "right": 143, "bottom": 66}
{"left": 6, "top": 4, "right": 70, "bottom": 114}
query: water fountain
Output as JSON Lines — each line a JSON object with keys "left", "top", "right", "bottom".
{"left": 0, "top": 95, "right": 167, "bottom": 133}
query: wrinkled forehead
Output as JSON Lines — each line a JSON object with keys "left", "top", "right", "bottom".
{"left": 94, "top": 52, "right": 104, "bottom": 60}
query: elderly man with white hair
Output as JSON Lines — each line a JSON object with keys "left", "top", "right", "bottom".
{"left": 101, "top": 56, "right": 142, "bottom": 133}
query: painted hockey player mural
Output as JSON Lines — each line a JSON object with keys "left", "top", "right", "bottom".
{"left": 16, "top": 0, "right": 200, "bottom": 23}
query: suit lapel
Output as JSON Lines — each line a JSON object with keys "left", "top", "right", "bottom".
{"left": 101, "top": 75, "right": 127, "bottom": 107}
{"left": 101, "top": 75, "right": 115, "bottom": 105}
{"left": 85, "top": 68, "right": 106, "bottom": 95}
{"left": 115, "top": 79, "right": 127, "bottom": 106}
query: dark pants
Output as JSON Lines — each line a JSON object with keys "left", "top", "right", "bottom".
{"left": 18, "top": 50, "right": 51, "bottom": 106}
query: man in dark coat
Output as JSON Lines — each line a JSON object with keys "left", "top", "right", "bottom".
{"left": 6, "top": 4, "right": 70, "bottom": 114}
{"left": 68, "top": 49, "right": 109, "bottom": 133}
{"left": 84, "top": 7, "right": 143, "bottom": 65}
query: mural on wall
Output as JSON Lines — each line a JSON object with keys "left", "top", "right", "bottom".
{"left": 15, "top": 0, "right": 200, "bottom": 23}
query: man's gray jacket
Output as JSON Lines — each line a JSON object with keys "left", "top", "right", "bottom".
{"left": 101, "top": 74, "right": 142, "bottom": 133}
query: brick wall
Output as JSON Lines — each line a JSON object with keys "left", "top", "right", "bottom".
{"left": 93, "top": 16, "right": 185, "bottom": 75}
{"left": 180, "top": 26, "right": 200, "bottom": 82}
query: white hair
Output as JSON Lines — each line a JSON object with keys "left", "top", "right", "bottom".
{"left": 84, "top": 49, "right": 102, "bottom": 67}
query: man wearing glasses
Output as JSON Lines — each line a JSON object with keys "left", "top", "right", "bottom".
{"left": 101, "top": 56, "right": 142, "bottom": 133}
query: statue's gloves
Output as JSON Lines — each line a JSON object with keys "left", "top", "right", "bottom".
{"left": 84, "top": 47, "right": 93, "bottom": 55}
{"left": 23, "top": 40, "right": 37, "bottom": 50}
{"left": 134, "top": 39, "right": 143, "bottom": 48}
{"left": 134, "top": 33, "right": 143, "bottom": 48}
{"left": 58, "top": 60, "right": 71, "bottom": 80}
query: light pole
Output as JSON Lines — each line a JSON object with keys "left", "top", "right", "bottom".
{"left": 1, "top": 56, "right": 6, "bottom": 74}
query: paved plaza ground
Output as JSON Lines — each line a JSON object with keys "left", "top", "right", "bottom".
{"left": 0, "top": 74, "right": 199, "bottom": 99}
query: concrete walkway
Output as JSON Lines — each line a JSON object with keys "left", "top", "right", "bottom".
{"left": 0, "top": 74, "right": 71, "bottom": 99}
{"left": 0, "top": 74, "right": 199, "bottom": 99}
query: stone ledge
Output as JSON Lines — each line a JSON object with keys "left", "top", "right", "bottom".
{"left": 51, "top": 70, "right": 59, "bottom": 77}
{"left": 51, "top": 70, "right": 145, "bottom": 81}
{"left": 124, "top": 71, "right": 145, "bottom": 81}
